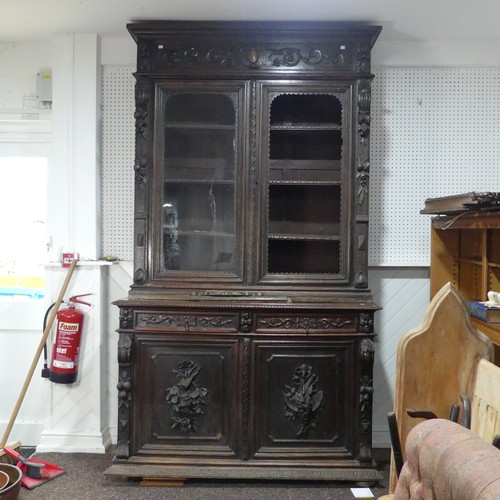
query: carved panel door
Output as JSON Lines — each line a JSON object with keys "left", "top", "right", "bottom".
{"left": 251, "top": 339, "right": 358, "bottom": 460}
{"left": 132, "top": 336, "right": 240, "bottom": 458}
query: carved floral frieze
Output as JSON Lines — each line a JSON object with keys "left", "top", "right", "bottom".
{"left": 138, "top": 313, "right": 235, "bottom": 332}
{"left": 259, "top": 316, "right": 353, "bottom": 334}
{"left": 133, "top": 41, "right": 376, "bottom": 74}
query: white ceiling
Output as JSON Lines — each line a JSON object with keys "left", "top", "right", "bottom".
{"left": 3, "top": 0, "right": 500, "bottom": 43}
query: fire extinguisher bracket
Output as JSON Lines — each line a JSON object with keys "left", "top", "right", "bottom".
{"left": 69, "top": 293, "right": 92, "bottom": 307}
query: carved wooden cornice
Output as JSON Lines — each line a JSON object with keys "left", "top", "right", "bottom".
{"left": 134, "top": 42, "right": 373, "bottom": 76}
{"left": 128, "top": 22, "right": 381, "bottom": 78}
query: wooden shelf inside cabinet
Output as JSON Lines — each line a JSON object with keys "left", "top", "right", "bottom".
{"left": 164, "top": 229, "right": 235, "bottom": 238}
{"left": 270, "top": 123, "right": 342, "bottom": 130}
{"left": 269, "top": 160, "right": 342, "bottom": 183}
{"left": 452, "top": 259, "right": 500, "bottom": 270}
{"left": 164, "top": 179, "right": 235, "bottom": 185}
{"left": 269, "top": 180, "right": 340, "bottom": 186}
{"left": 269, "top": 159, "right": 341, "bottom": 169}
{"left": 471, "top": 318, "right": 500, "bottom": 343}
{"left": 165, "top": 122, "right": 235, "bottom": 130}
{"left": 268, "top": 234, "right": 340, "bottom": 241}
{"left": 164, "top": 158, "right": 235, "bottom": 183}
{"left": 454, "top": 257, "right": 482, "bottom": 266}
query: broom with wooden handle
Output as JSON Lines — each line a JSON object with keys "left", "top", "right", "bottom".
{"left": 0, "top": 258, "right": 78, "bottom": 449}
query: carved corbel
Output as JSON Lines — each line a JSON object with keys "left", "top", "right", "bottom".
{"left": 239, "top": 311, "right": 253, "bottom": 333}
{"left": 133, "top": 268, "right": 146, "bottom": 285}
{"left": 354, "top": 271, "right": 368, "bottom": 289}
{"left": 359, "top": 312, "right": 374, "bottom": 333}
{"left": 119, "top": 308, "right": 133, "bottom": 329}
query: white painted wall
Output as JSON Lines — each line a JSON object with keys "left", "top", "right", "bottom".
{"left": 2, "top": 35, "right": 500, "bottom": 449}
{"left": 0, "top": 42, "right": 53, "bottom": 447}
{"left": 373, "top": 41, "right": 500, "bottom": 67}
{"left": 0, "top": 42, "right": 52, "bottom": 118}
{"left": 48, "top": 33, "right": 102, "bottom": 261}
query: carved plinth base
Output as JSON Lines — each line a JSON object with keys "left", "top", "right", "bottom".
{"left": 105, "top": 462, "right": 382, "bottom": 483}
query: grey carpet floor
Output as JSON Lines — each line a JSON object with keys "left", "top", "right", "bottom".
{"left": 17, "top": 452, "right": 389, "bottom": 500}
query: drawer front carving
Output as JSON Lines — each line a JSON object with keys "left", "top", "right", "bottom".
{"left": 256, "top": 313, "right": 356, "bottom": 334}
{"left": 135, "top": 311, "right": 239, "bottom": 332}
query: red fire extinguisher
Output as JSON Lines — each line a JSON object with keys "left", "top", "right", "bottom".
{"left": 45, "top": 293, "right": 91, "bottom": 384}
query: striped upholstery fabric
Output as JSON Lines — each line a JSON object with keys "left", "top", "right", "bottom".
{"left": 394, "top": 419, "right": 500, "bottom": 500}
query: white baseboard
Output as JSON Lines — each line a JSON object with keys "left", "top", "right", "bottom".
{"left": 0, "top": 421, "right": 44, "bottom": 448}
{"left": 36, "top": 427, "right": 112, "bottom": 454}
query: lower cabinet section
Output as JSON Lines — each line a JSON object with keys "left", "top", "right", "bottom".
{"left": 106, "top": 304, "right": 381, "bottom": 483}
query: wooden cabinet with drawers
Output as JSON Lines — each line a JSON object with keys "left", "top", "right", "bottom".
{"left": 106, "top": 21, "right": 381, "bottom": 483}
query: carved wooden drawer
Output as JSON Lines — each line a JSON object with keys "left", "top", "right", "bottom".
{"left": 135, "top": 311, "right": 240, "bottom": 333}
{"left": 255, "top": 312, "right": 357, "bottom": 334}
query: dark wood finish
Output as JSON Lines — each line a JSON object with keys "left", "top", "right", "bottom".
{"left": 106, "top": 21, "right": 381, "bottom": 483}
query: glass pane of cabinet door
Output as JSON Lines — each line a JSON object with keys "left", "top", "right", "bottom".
{"left": 260, "top": 85, "right": 350, "bottom": 281}
{"left": 155, "top": 83, "right": 246, "bottom": 277}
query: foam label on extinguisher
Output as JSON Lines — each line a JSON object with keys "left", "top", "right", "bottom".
{"left": 59, "top": 322, "right": 79, "bottom": 332}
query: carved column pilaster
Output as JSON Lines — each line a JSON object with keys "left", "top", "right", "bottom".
{"left": 247, "top": 81, "right": 257, "bottom": 284}
{"left": 358, "top": 338, "right": 375, "bottom": 463}
{"left": 240, "top": 338, "right": 251, "bottom": 459}
{"left": 354, "top": 78, "right": 372, "bottom": 288}
{"left": 133, "top": 78, "right": 150, "bottom": 286}
{"left": 116, "top": 333, "right": 133, "bottom": 458}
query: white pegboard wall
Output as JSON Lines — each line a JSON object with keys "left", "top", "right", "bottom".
{"left": 100, "top": 66, "right": 500, "bottom": 266}
{"left": 370, "top": 67, "right": 500, "bottom": 266}
{"left": 101, "top": 66, "right": 135, "bottom": 260}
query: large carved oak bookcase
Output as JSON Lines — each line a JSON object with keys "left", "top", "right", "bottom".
{"left": 107, "top": 21, "right": 382, "bottom": 483}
